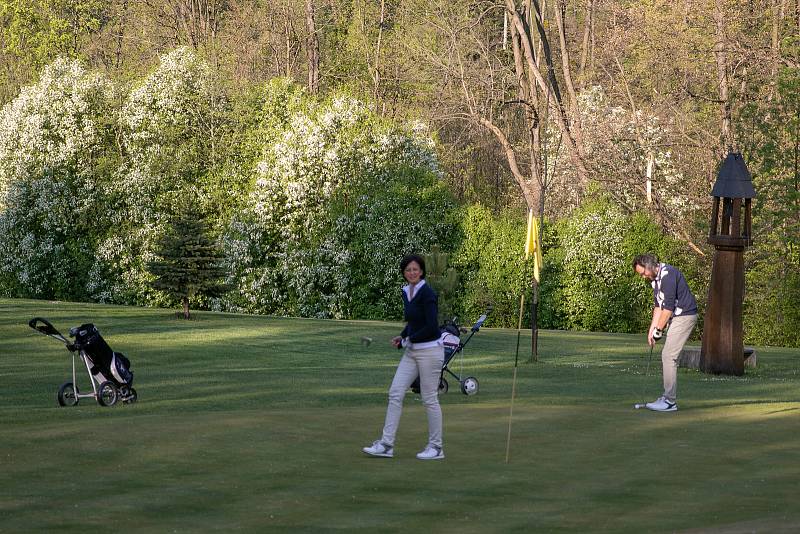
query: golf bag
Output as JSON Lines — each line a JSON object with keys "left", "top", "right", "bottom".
{"left": 409, "top": 312, "right": 487, "bottom": 396}
{"left": 71, "top": 323, "right": 134, "bottom": 387}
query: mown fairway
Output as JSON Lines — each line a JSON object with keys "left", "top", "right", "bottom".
{"left": 1, "top": 298, "right": 799, "bottom": 533}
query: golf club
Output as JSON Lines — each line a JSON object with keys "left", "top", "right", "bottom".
{"left": 634, "top": 343, "right": 655, "bottom": 410}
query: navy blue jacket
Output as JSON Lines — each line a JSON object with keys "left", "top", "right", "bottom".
{"left": 400, "top": 283, "right": 440, "bottom": 343}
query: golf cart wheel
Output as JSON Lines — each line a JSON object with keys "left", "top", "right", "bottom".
{"left": 438, "top": 377, "right": 449, "bottom": 395}
{"left": 57, "top": 382, "right": 79, "bottom": 407}
{"left": 123, "top": 387, "right": 138, "bottom": 404}
{"left": 97, "top": 381, "right": 118, "bottom": 407}
{"left": 460, "top": 376, "right": 479, "bottom": 396}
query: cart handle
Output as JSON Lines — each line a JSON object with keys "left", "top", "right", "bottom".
{"left": 471, "top": 313, "right": 489, "bottom": 332}
{"left": 29, "top": 317, "right": 62, "bottom": 336}
{"left": 29, "top": 317, "right": 74, "bottom": 346}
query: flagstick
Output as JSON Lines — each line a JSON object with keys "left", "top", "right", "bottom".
{"left": 505, "top": 292, "right": 526, "bottom": 463}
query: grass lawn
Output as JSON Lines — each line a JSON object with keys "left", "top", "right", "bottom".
{"left": 1, "top": 298, "right": 799, "bottom": 533}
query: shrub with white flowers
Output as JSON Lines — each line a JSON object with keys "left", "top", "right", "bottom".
{"left": 89, "top": 47, "right": 229, "bottom": 305}
{"left": 0, "top": 58, "right": 115, "bottom": 298}
{"left": 223, "top": 87, "right": 457, "bottom": 319}
{"left": 547, "top": 86, "right": 699, "bottom": 224}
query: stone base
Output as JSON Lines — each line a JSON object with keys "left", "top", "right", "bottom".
{"left": 678, "top": 346, "right": 757, "bottom": 370}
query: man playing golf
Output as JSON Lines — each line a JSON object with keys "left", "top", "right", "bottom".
{"left": 632, "top": 254, "right": 698, "bottom": 412}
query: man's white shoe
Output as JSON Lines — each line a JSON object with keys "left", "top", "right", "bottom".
{"left": 416, "top": 445, "right": 444, "bottom": 460}
{"left": 362, "top": 440, "right": 393, "bottom": 458}
{"left": 645, "top": 397, "right": 677, "bottom": 412}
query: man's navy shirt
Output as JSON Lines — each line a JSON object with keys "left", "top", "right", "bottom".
{"left": 652, "top": 263, "right": 697, "bottom": 316}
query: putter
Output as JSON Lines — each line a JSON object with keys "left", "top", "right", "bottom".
{"left": 634, "top": 344, "right": 655, "bottom": 410}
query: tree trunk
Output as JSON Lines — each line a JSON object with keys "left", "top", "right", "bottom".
{"left": 579, "top": 0, "right": 594, "bottom": 82}
{"left": 372, "top": 0, "right": 387, "bottom": 113}
{"left": 510, "top": 5, "right": 545, "bottom": 211}
{"left": 183, "top": 297, "right": 191, "bottom": 320}
{"left": 713, "top": 0, "right": 734, "bottom": 150}
{"left": 770, "top": 0, "right": 787, "bottom": 100}
{"left": 305, "top": 0, "right": 319, "bottom": 94}
{"left": 506, "top": 1, "right": 590, "bottom": 186}
{"left": 554, "top": 0, "right": 581, "bottom": 125}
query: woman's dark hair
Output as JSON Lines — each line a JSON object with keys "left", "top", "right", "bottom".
{"left": 400, "top": 254, "right": 426, "bottom": 279}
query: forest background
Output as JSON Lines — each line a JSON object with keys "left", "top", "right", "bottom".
{"left": 0, "top": 0, "right": 798, "bottom": 346}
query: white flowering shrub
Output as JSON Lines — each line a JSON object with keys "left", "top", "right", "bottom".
{"left": 223, "top": 87, "right": 457, "bottom": 319}
{"left": 0, "top": 58, "right": 115, "bottom": 298}
{"left": 547, "top": 86, "right": 701, "bottom": 225}
{"left": 89, "top": 47, "right": 229, "bottom": 304}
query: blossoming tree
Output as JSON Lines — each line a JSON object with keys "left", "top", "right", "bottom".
{"left": 89, "top": 47, "right": 228, "bottom": 304}
{"left": 0, "top": 58, "right": 115, "bottom": 298}
{"left": 224, "top": 83, "right": 458, "bottom": 319}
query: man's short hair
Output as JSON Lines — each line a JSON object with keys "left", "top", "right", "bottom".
{"left": 632, "top": 253, "right": 659, "bottom": 272}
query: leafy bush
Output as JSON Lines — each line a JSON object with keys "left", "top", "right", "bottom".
{"left": 450, "top": 205, "right": 531, "bottom": 328}
{"left": 744, "top": 242, "right": 800, "bottom": 347}
{"left": 541, "top": 196, "right": 685, "bottom": 333}
{"left": 0, "top": 58, "right": 116, "bottom": 299}
{"left": 223, "top": 85, "right": 458, "bottom": 319}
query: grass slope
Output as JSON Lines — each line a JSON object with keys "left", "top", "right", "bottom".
{"left": 1, "top": 298, "right": 799, "bottom": 533}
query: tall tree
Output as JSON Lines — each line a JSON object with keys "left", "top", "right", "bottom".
{"left": 305, "top": 0, "right": 319, "bottom": 93}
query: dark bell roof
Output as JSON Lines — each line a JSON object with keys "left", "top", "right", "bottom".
{"left": 711, "top": 152, "right": 756, "bottom": 198}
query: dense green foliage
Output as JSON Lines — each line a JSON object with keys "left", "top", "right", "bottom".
{"left": 451, "top": 204, "right": 531, "bottom": 327}
{"left": 740, "top": 64, "right": 800, "bottom": 346}
{"left": 542, "top": 196, "right": 687, "bottom": 333}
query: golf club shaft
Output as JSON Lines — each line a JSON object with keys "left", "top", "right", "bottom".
{"left": 505, "top": 365, "right": 518, "bottom": 463}
{"left": 506, "top": 330, "right": 522, "bottom": 463}
{"left": 639, "top": 344, "right": 654, "bottom": 407}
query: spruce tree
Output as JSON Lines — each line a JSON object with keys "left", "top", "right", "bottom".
{"left": 147, "top": 213, "right": 229, "bottom": 319}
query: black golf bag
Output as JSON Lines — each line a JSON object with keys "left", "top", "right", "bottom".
{"left": 71, "top": 323, "right": 134, "bottom": 387}
{"left": 409, "top": 314, "right": 485, "bottom": 396}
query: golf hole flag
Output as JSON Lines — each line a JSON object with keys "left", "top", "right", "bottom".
{"left": 524, "top": 209, "right": 542, "bottom": 282}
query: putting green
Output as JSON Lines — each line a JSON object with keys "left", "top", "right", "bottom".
{"left": 2, "top": 298, "right": 799, "bottom": 532}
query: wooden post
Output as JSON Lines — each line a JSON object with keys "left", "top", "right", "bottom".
{"left": 700, "top": 247, "right": 745, "bottom": 375}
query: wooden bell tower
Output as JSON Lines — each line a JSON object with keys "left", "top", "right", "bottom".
{"left": 700, "top": 152, "right": 755, "bottom": 376}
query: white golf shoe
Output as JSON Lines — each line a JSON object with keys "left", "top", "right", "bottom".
{"left": 362, "top": 440, "right": 393, "bottom": 458}
{"left": 645, "top": 397, "right": 677, "bottom": 412}
{"left": 416, "top": 445, "right": 444, "bottom": 460}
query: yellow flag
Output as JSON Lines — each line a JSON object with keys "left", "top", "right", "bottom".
{"left": 532, "top": 215, "right": 542, "bottom": 283}
{"left": 524, "top": 209, "right": 542, "bottom": 282}
{"left": 524, "top": 209, "right": 535, "bottom": 259}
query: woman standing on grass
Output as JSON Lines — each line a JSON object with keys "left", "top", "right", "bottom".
{"left": 362, "top": 254, "right": 445, "bottom": 460}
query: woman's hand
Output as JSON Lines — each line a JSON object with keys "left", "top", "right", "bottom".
{"left": 391, "top": 336, "right": 403, "bottom": 348}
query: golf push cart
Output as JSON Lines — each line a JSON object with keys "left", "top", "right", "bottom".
{"left": 411, "top": 310, "right": 489, "bottom": 396}
{"left": 29, "top": 317, "right": 136, "bottom": 407}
